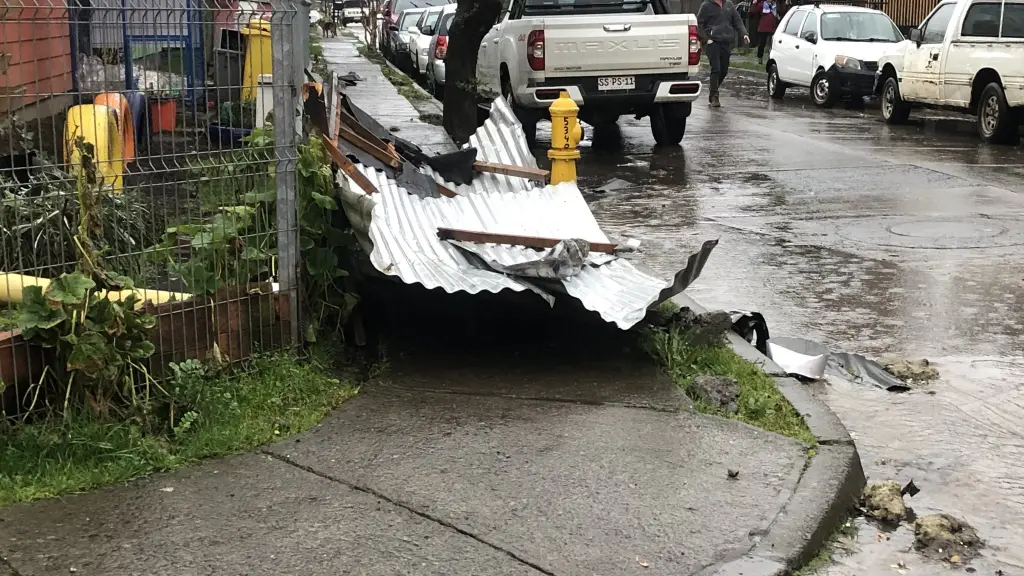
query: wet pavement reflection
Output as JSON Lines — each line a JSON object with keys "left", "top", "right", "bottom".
{"left": 545, "top": 73, "right": 1024, "bottom": 574}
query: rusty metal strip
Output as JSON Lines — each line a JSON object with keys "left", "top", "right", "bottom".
{"left": 436, "top": 227, "right": 616, "bottom": 253}
{"left": 472, "top": 161, "right": 549, "bottom": 182}
{"left": 323, "top": 136, "right": 379, "bottom": 195}
{"left": 338, "top": 124, "right": 402, "bottom": 168}
{"left": 436, "top": 182, "right": 458, "bottom": 198}
{"left": 339, "top": 108, "right": 402, "bottom": 164}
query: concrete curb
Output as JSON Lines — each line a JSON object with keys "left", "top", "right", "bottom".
{"left": 382, "top": 58, "right": 445, "bottom": 121}
{"left": 671, "top": 293, "right": 866, "bottom": 576}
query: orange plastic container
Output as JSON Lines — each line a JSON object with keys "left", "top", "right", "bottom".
{"left": 94, "top": 92, "right": 136, "bottom": 161}
{"left": 150, "top": 98, "right": 178, "bottom": 133}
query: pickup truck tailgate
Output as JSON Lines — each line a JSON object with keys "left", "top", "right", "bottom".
{"left": 543, "top": 14, "right": 693, "bottom": 74}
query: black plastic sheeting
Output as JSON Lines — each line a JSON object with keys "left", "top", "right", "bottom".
{"left": 729, "top": 314, "right": 913, "bottom": 392}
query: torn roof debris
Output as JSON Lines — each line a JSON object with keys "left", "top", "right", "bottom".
{"left": 317, "top": 79, "right": 719, "bottom": 329}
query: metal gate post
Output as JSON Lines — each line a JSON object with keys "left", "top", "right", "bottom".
{"left": 272, "top": 0, "right": 301, "bottom": 346}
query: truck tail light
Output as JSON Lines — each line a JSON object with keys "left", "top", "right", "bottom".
{"left": 435, "top": 35, "right": 447, "bottom": 59}
{"left": 688, "top": 24, "right": 701, "bottom": 66}
{"left": 527, "top": 30, "right": 545, "bottom": 71}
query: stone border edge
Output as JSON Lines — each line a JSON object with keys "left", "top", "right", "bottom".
{"left": 671, "top": 293, "right": 866, "bottom": 576}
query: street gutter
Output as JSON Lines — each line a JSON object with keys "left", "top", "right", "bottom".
{"left": 674, "top": 292, "right": 866, "bottom": 576}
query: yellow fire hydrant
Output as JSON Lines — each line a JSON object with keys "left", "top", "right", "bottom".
{"left": 548, "top": 91, "right": 582, "bottom": 185}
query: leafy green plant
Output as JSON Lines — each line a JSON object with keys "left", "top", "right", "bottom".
{"left": 158, "top": 128, "right": 359, "bottom": 336}
{"left": 0, "top": 118, "right": 154, "bottom": 280}
{"left": 294, "top": 136, "right": 360, "bottom": 337}
{"left": 188, "top": 128, "right": 274, "bottom": 212}
{"left": 18, "top": 274, "right": 156, "bottom": 415}
{"left": 217, "top": 100, "right": 258, "bottom": 129}
{"left": 16, "top": 138, "right": 158, "bottom": 418}
{"left": 160, "top": 203, "right": 276, "bottom": 295}
{"left": 310, "top": 33, "right": 329, "bottom": 79}
{"left": 644, "top": 323, "right": 815, "bottom": 445}
{"left": 155, "top": 129, "right": 277, "bottom": 295}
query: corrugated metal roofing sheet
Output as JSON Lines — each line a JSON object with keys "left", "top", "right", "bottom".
{"left": 336, "top": 96, "right": 717, "bottom": 330}
{"left": 339, "top": 162, "right": 717, "bottom": 329}
{"left": 421, "top": 98, "right": 539, "bottom": 196}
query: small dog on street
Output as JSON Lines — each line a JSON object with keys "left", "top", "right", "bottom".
{"left": 319, "top": 18, "right": 337, "bottom": 37}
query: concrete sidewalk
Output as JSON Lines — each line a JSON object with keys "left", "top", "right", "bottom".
{"left": 0, "top": 287, "right": 856, "bottom": 576}
{"left": 320, "top": 31, "right": 456, "bottom": 156}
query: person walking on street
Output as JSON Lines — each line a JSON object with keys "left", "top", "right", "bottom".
{"left": 749, "top": 0, "right": 780, "bottom": 65}
{"left": 697, "top": 0, "right": 749, "bottom": 108}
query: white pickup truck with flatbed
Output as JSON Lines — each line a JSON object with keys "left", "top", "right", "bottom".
{"left": 476, "top": 0, "right": 703, "bottom": 146}
{"left": 874, "top": 0, "right": 1024, "bottom": 144}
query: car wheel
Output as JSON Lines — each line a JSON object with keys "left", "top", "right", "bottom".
{"left": 650, "top": 102, "right": 690, "bottom": 146}
{"left": 977, "top": 82, "right": 1019, "bottom": 145}
{"left": 767, "top": 63, "right": 786, "bottom": 99}
{"left": 810, "top": 70, "right": 839, "bottom": 108}
{"left": 880, "top": 76, "right": 911, "bottom": 125}
{"left": 502, "top": 72, "right": 537, "bottom": 148}
{"left": 427, "top": 69, "right": 439, "bottom": 98}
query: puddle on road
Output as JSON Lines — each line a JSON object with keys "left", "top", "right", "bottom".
{"left": 572, "top": 110, "right": 1024, "bottom": 574}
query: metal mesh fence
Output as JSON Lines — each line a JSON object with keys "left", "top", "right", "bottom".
{"left": 0, "top": 0, "right": 306, "bottom": 418}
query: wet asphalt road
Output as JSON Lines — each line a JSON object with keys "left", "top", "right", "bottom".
{"left": 531, "top": 74, "right": 1024, "bottom": 574}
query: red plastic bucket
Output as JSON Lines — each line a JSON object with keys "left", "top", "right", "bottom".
{"left": 150, "top": 99, "right": 178, "bottom": 133}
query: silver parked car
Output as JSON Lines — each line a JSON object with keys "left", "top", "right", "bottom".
{"left": 406, "top": 5, "right": 445, "bottom": 77}
{"left": 386, "top": 8, "right": 425, "bottom": 69}
{"left": 425, "top": 6, "right": 456, "bottom": 98}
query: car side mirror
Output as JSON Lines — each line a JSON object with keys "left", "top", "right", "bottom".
{"left": 802, "top": 30, "right": 817, "bottom": 43}
{"left": 909, "top": 27, "right": 922, "bottom": 44}
{"left": 388, "top": 23, "right": 399, "bottom": 31}
{"left": 408, "top": 25, "right": 419, "bottom": 34}
{"left": 421, "top": 24, "right": 433, "bottom": 35}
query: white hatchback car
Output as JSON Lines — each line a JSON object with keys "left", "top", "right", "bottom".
{"left": 407, "top": 5, "right": 445, "bottom": 77}
{"left": 767, "top": 4, "right": 908, "bottom": 107}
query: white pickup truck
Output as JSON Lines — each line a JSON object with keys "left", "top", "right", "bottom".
{"left": 476, "top": 0, "right": 703, "bottom": 146}
{"left": 874, "top": 0, "right": 1024, "bottom": 144}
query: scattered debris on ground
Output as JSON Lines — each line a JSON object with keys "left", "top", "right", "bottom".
{"left": 650, "top": 306, "right": 734, "bottom": 346}
{"left": 731, "top": 311, "right": 770, "bottom": 355}
{"left": 913, "top": 513, "right": 983, "bottom": 562}
{"left": 768, "top": 336, "right": 829, "bottom": 380}
{"left": 878, "top": 355, "right": 940, "bottom": 385}
{"left": 861, "top": 481, "right": 907, "bottom": 522}
{"left": 591, "top": 178, "right": 640, "bottom": 194}
{"left": 727, "top": 468, "right": 740, "bottom": 479}
{"left": 901, "top": 479, "right": 921, "bottom": 497}
{"left": 692, "top": 375, "right": 740, "bottom": 414}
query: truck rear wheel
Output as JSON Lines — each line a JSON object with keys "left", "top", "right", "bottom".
{"left": 650, "top": 103, "right": 689, "bottom": 146}
{"left": 977, "top": 82, "right": 1019, "bottom": 145}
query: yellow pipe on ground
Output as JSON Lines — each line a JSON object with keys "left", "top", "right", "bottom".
{"left": 0, "top": 273, "right": 189, "bottom": 306}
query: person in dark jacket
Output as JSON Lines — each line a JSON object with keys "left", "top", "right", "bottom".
{"left": 749, "top": 0, "right": 780, "bottom": 64}
{"left": 697, "top": 0, "right": 749, "bottom": 108}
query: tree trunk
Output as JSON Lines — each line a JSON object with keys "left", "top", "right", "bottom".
{"left": 442, "top": 0, "right": 501, "bottom": 145}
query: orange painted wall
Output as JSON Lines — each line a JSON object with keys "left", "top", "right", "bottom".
{"left": 0, "top": 0, "right": 73, "bottom": 108}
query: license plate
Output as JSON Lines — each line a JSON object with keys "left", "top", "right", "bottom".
{"left": 597, "top": 76, "right": 635, "bottom": 91}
